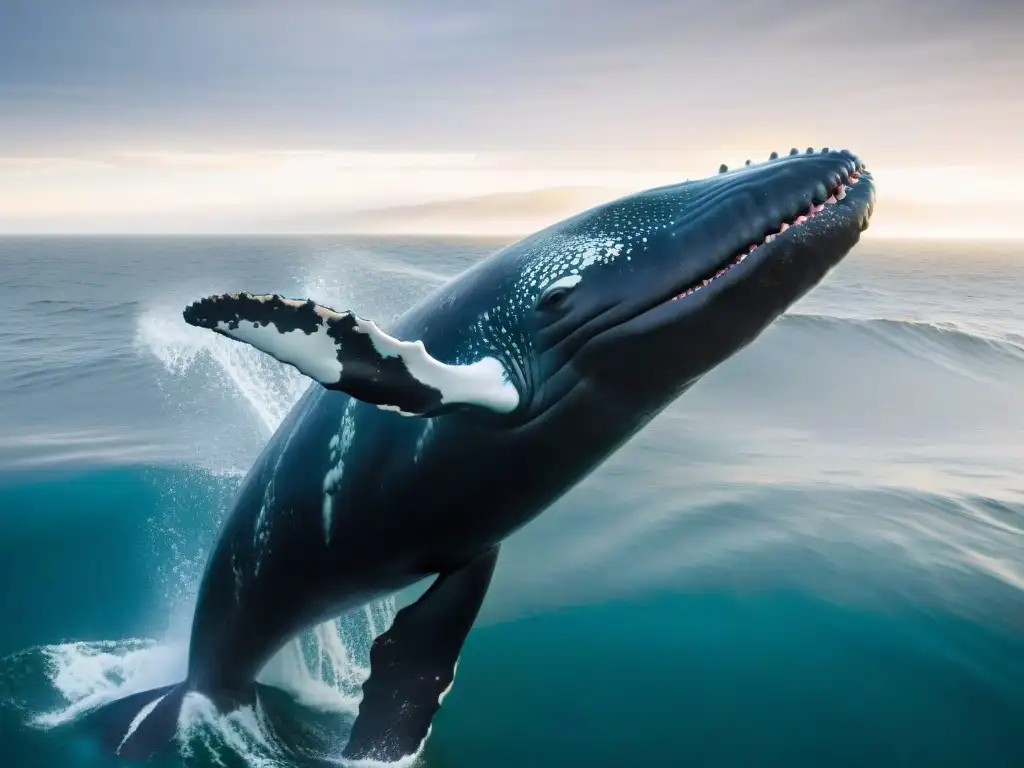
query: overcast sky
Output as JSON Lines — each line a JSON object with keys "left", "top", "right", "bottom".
{"left": 2, "top": 0, "right": 1021, "bottom": 235}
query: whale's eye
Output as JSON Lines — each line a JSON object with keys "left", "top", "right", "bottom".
{"left": 537, "top": 275, "right": 581, "bottom": 311}
{"left": 538, "top": 286, "right": 570, "bottom": 309}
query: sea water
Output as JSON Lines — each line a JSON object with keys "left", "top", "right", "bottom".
{"left": 1, "top": 236, "right": 1022, "bottom": 767}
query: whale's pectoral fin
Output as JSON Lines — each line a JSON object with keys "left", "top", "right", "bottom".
{"left": 182, "top": 293, "right": 519, "bottom": 416}
{"left": 342, "top": 545, "right": 500, "bottom": 763}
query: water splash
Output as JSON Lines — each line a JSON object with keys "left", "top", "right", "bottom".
{"left": 31, "top": 639, "right": 184, "bottom": 730}
{"left": 257, "top": 603, "right": 396, "bottom": 715}
{"left": 136, "top": 305, "right": 307, "bottom": 437}
{"left": 24, "top": 268, "right": 402, "bottom": 763}
{"left": 135, "top": 276, "right": 398, "bottom": 700}
{"left": 177, "top": 694, "right": 287, "bottom": 768}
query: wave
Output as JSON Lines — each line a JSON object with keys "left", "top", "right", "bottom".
{"left": 783, "top": 312, "right": 1024, "bottom": 367}
{"left": 3, "top": 352, "right": 147, "bottom": 394}
{"left": 23, "top": 298, "right": 141, "bottom": 317}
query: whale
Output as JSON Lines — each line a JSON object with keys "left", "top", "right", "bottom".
{"left": 87, "top": 148, "right": 875, "bottom": 762}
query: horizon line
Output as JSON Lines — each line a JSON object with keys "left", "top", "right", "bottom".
{"left": 2, "top": 231, "right": 1023, "bottom": 242}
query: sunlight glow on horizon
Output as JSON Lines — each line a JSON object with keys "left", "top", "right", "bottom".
{"left": 1, "top": 148, "right": 1022, "bottom": 240}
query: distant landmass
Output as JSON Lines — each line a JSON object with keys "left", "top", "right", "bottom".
{"left": 268, "top": 185, "right": 1011, "bottom": 240}
{"left": 286, "top": 186, "right": 632, "bottom": 235}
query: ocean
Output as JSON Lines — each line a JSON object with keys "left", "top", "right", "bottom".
{"left": 0, "top": 235, "right": 1022, "bottom": 767}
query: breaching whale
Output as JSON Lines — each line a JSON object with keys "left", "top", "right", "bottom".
{"left": 88, "top": 149, "right": 874, "bottom": 762}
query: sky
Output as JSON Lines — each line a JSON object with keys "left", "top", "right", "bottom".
{"left": 1, "top": 0, "right": 1022, "bottom": 236}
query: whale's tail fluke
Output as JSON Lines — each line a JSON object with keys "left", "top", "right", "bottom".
{"left": 81, "top": 682, "right": 187, "bottom": 760}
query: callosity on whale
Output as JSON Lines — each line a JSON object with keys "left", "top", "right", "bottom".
{"left": 85, "top": 149, "right": 874, "bottom": 762}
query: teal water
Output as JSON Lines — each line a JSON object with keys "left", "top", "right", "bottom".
{"left": 1, "top": 236, "right": 1023, "bottom": 766}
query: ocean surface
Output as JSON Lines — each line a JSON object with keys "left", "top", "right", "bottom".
{"left": 1, "top": 235, "right": 1022, "bottom": 767}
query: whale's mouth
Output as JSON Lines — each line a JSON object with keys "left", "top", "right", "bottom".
{"left": 557, "top": 149, "right": 875, "bottom": 388}
{"left": 665, "top": 163, "right": 869, "bottom": 304}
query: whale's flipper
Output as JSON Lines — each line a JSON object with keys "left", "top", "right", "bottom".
{"left": 343, "top": 546, "right": 499, "bottom": 763}
{"left": 182, "top": 293, "right": 519, "bottom": 416}
{"left": 80, "top": 682, "right": 187, "bottom": 759}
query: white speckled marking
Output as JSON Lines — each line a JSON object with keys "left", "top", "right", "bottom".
{"left": 231, "top": 550, "right": 244, "bottom": 603}
{"left": 455, "top": 187, "right": 697, "bottom": 372}
{"left": 251, "top": 415, "right": 304, "bottom": 573}
{"left": 252, "top": 490, "right": 273, "bottom": 576}
{"left": 518, "top": 234, "right": 627, "bottom": 298}
{"left": 458, "top": 230, "right": 636, "bottom": 368}
{"left": 322, "top": 399, "right": 357, "bottom": 544}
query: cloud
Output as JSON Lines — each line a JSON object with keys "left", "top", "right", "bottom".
{"left": 1, "top": 1, "right": 1021, "bottom": 232}
{"left": 2, "top": 1, "right": 1020, "bottom": 160}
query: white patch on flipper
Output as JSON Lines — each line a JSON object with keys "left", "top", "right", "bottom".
{"left": 350, "top": 316, "right": 519, "bottom": 413}
{"left": 116, "top": 693, "right": 168, "bottom": 755}
{"left": 214, "top": 320, "right": 343, "bottom": 385}
{"left": 209, "top": 295, "right": 519, "bottom": 414}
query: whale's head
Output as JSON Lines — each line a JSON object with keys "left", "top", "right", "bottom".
{"left": 181, "top": 148, "right": 873, "bottom": 430}
{"left": 478, "top": 148, "right": 874, "bottom": 422}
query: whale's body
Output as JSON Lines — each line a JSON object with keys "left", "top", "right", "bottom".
{"left": 87, "top": 149, "right": 875, "bottom": 762}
